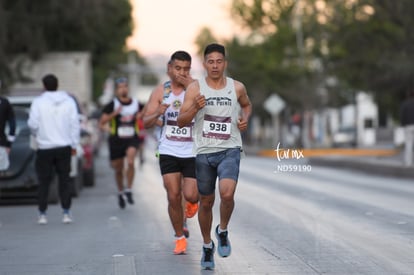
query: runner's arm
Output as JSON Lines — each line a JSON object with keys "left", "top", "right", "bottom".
{"left": 177, "top": 81, "right": 204, "bottom": 128}
{"left": 235, "top": 81, "right": 252, "bottom": 132}
{"left": 99, "top": 102, "right": 118, "bottom": 131}
{"left": 143, "top": 85, "right": 170, "bottom": 129}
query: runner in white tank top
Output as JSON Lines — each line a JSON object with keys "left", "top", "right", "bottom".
{"left": 158, "top": 91, "right": 194, "bottom": 157}
{"left": 143, "top": 51, "right": 199, "bottom": 255}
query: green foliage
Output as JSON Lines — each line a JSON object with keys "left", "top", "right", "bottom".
{"left": 326, "top": 0, "right": 414, "bottom": 120}
{"left": 226, "top": 0, "right": 321, "bottom": 119}
{"left": 224, "top": 0, "right": 414, "bottom": 121}
{"left": 194, "top": 27, "right": 219, "bottom": 58}
{"left": 0, "top": 0, "right": 133, "bottom": 99}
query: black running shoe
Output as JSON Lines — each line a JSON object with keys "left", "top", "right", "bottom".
{"left": 125, "top": 191, "right": 134, "bottom": 204}
{"left": 118, "top": 194, "right": 126, "bottom": 209}
{"left": 200, "top": 241, "right": 215, "bottom": 269}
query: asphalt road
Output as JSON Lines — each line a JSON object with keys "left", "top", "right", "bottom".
{"left": 0, "top": 141, "right": 413, "bottom": 275}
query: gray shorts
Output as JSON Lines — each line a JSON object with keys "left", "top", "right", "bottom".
{"left": 195, "top": 148, "right": 241, "bottom": 195}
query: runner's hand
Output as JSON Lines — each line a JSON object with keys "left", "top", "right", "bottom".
{"left": 158, "top": 103, "right": 170, "bottom": 116}
{"left": 136, "top": 111, "right": 144, "bottom": 120}
{"left": 237, "top": 118, "right": 248, "bottom": 132}
{"left": 177, "top": 74, "right": 195, "bottom": 88}
{"left": 194, "top": 94, "right": 206, "bottom": 110}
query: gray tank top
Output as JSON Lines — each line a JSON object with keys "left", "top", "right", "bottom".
{"left": 194, "top": 77, "right": 242, "bottom": 154}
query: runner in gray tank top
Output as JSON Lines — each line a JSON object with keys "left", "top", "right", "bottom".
{"left": 178, "top": 43, "right": 252, "bottom": 269}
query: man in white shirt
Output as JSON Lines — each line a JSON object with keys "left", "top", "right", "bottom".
{"left": 28, "top": 74, "right": 80, "bottom": 225}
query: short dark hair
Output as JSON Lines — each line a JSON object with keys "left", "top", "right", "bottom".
{"left": 204, "top": 43, "right": 225, "bottom": 57}
{"left": 42, "top": 74, "right": 58, "bottom": 91}
{"left": 170, "top": 51, "right": 192, "bottom": 63}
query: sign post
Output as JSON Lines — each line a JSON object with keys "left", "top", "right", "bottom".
{"left": 264, "top": 94, "right": 286, "bottom": 146}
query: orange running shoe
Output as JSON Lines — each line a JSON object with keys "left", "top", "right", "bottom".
{"left": 185, "top": 202, "right": 199, "bottom": 218}
{"left": 174, "top": 237, "right": 187, "bottom": 255}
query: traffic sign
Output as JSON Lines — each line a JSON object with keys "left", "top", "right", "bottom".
{"left": 264, "top": 94, "right": 285, "bottom": 115}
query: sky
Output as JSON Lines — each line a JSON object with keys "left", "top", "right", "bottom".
{"left": 126, "top": 0, "right": 240, "bottom": 70}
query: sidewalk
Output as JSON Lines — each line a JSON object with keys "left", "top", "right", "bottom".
{"left": 245, "top": 145, "right": 414, "bottom": 179}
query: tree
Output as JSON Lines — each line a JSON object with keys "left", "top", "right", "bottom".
{"left": 227, "top": 0, "right": 414, "bottom": 123}
{"left": 0, "top": 0, "right": 134, "bottom": 100}
{"left": 326, "top": 0, "right": 414, "bottom": 122}
{"left": 194, "top": 27, "right": 219, "bottom": 58}
{"left": 228, "top": 0, "right": 326, "bottom": 116}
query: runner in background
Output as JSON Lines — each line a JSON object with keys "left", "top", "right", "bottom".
{"left": 99, "top": 77, "right": 143, "bottom": 209}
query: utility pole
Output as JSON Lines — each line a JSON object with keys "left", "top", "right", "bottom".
{"left": 127, "top": 52, "right": 141, "bottom": 98}
{"left": 294, "top": 0, "right": 309, "bottom": 148}
{"left": 295, "top": 0, "right": 305, "bottom": 67}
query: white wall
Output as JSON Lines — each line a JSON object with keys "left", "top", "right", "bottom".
{"left": 356, "top": 92, "right": 378, "bottom": 145}
{"left": 10, "top": 52, "right": 92, "bottom": 105}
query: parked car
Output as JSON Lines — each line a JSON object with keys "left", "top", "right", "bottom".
{"left": 1, "top": 94, "right": 96, "bottom": 202}
{"left": 332, "top": 127, "right": 357, "bottom": 147}
{"left": 0, "top": 108, "right": 59, "bottom": 203}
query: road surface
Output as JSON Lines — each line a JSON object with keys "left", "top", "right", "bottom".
{"left": 0, "top": 141, "right": 413, "bottom": 274}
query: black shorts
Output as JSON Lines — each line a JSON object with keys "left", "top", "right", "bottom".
{"left": 159, "top": 154, "right": 196, "bottom": 178}
{"left": 108, "top": 137, "right": 140, "bottom": 160}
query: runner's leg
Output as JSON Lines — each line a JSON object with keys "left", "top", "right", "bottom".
{"left": 182, "top": 177, "right": 198, "bottom": 203}
{"left": 218, "top": 178, "right": 237, "bottom": 230}
{"left": 125, "top": 146, "right": 137, "bottom": 189}
{"left": 111, "top": 158, "right": 124, "bottom": 192}
{"left": 163, "top": 172, "right": 184, "bottom": 237}
{"left": 198, "top": 193, "right": 215, "bottom": 244}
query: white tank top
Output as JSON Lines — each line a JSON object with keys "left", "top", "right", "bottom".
{"left": 158, "top": 91, "right": 194, "bottom": 158}
{"left": 193, "top": 77, "right": 242, "bottom": 154}
{"left": 112, "top": 98, "right": 140, "bottom": 138}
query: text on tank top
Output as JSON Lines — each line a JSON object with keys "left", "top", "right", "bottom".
{"left": 163, "top": 92, "right": 193, "bottom": 142}
{"left": 195, "top": 77, "right": 242, "bottom": 153}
